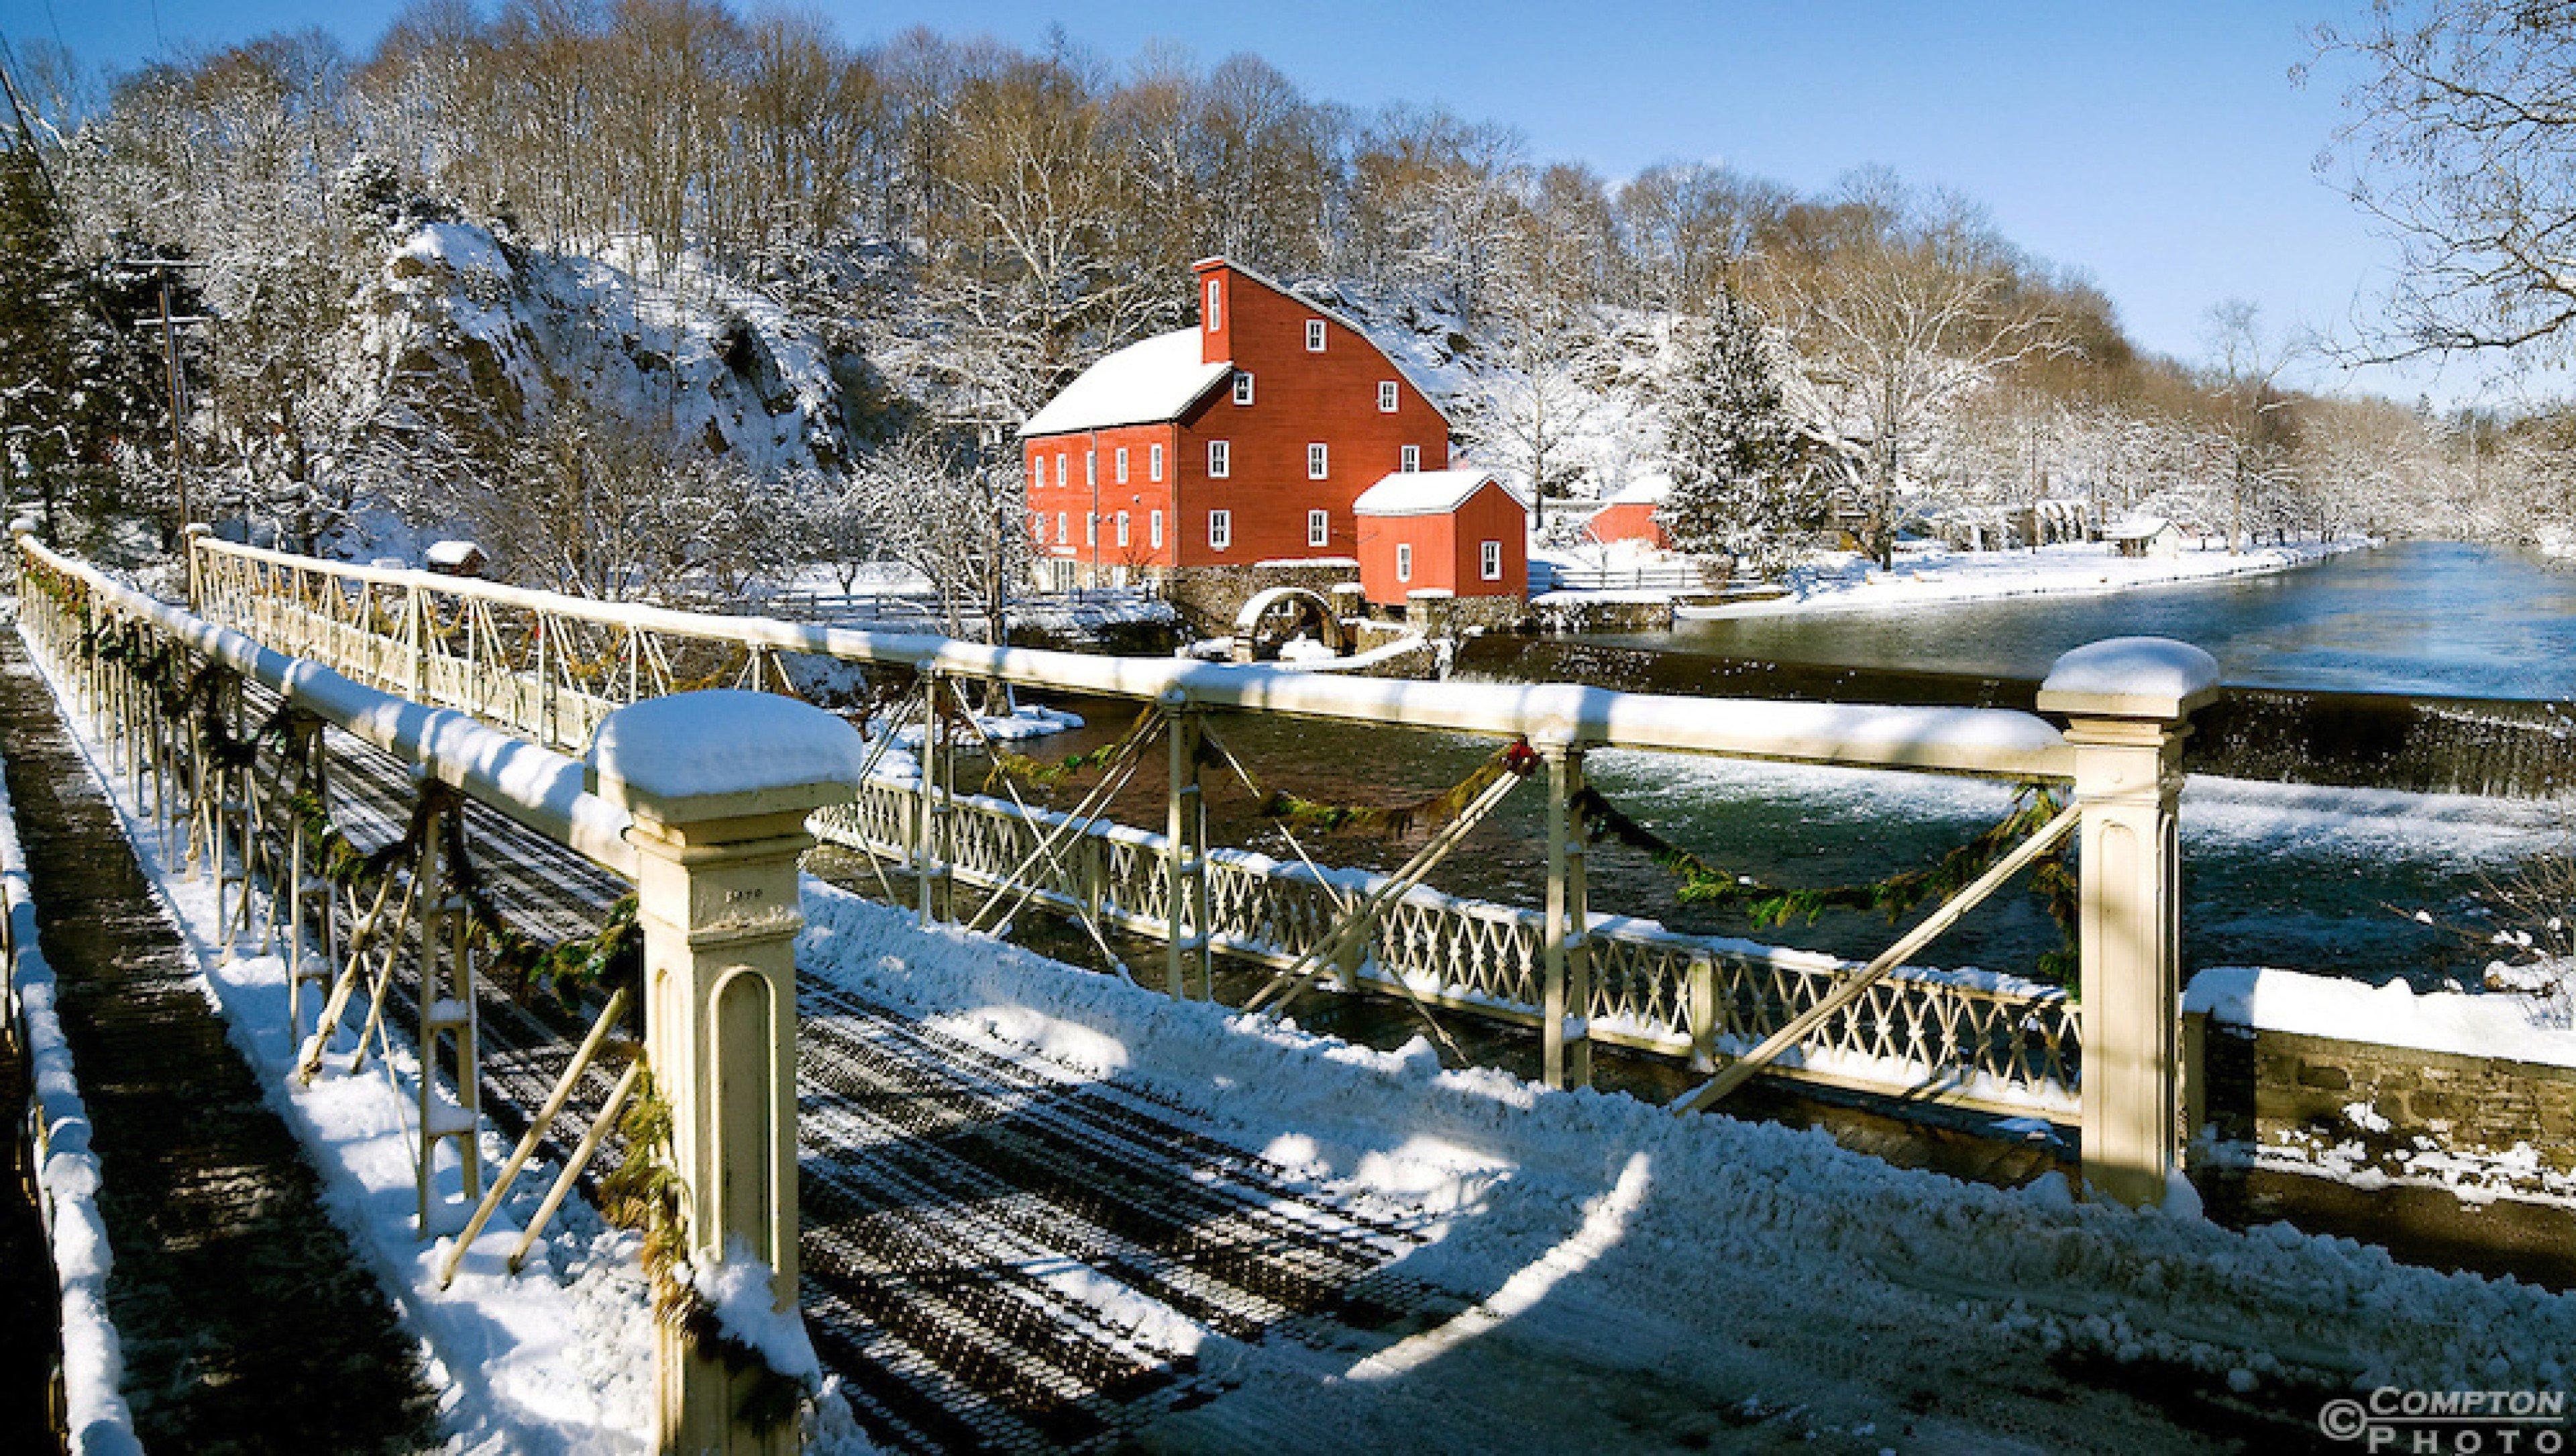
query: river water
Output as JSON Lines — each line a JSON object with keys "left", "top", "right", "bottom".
{"left": 1630, "top": 539, "right": 2576, "bottom": 698}
{"left": 1011, "top": 542, "right": 2573, "bottom": 993}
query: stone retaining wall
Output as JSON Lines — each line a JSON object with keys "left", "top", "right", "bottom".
{"left": 1532, "top": 596, "right": 1675, "bottom": 633}
{"left": 1162, "top": 561, "right": 1358, "bottom": 637}
{"left": 2187, "top": 1012, "right": 2576, "bottom": 1201}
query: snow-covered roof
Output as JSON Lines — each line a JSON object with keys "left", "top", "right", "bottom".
{"left": 1352, "top": 469, "right": 1527, "bottom": 517}
{"left": 425, "top": 539, "right": 483, "bottom": 567}
{"left": 1193, "top": 256, "right": 1454, "bottom": 429}
{"left": 1596, "top": 477, "right": 1670, "bottom": 509}
{"left": 2101, "top": 515, "right": 2176, "bottom": 541}
{"left": 1020, "top": 328, "right": 1233, "bottom": 438}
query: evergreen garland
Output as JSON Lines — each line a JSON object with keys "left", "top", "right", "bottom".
{"left": 1579, "top": 781, "right": 2081, "bottom": 982}
{"left": 602, "top": 1066, "right": 814, "bottom": 1430}
{"left": 1215, "top": 733, "right": 1544, "bottom": 838}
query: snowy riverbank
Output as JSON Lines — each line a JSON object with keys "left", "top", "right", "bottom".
{"left": 1682, "top": 535, "right": 2375, "bottom": 619}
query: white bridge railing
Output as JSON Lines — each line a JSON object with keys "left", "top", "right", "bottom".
{"left": 25, "top": 530, "right": 844, "bottom": 1451}
{"left": 816, "top": 781, "right": 2082, "bottom": 1116}
{"left": 185, "top": 531, "right": 2213, "bottom": 1203}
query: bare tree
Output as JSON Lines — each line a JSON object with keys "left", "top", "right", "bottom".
{"left": 2200, "top": 299, "right": 2304, "bottom": 553}
{"left": 847, "top": 427, "right": 1028, "bottom": 643}
{"left": 2314, "top": 3, "right": 2576, "bottom": 365}
{"left": 1778, "top": 189, "right": 2067, "bottom": 567}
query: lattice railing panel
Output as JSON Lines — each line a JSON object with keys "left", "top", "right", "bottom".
{"left": 806, "top": 776, "right": 2079, "bottom": 1114}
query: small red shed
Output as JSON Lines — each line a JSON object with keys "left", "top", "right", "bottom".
{"left": 1582, "top": 479, "right": 1672, "bottom": 550}
{"left": 1352, "top": 469, "right": 1530, "bottom": 607}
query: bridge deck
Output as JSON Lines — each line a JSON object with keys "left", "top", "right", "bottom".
{"left": 297, "top": 685, "right": 1453, "bottom": 1453}
{"left": 0, "top": 636, "right": 441, "bottom": 1455}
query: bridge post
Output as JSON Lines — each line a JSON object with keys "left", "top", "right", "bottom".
{"left": 2037, "top": 638, "right": 2218, "bottom": 1207}
{"left": 588, "top": 690, "right": 863, "bottom": 1455}
{"left": 914, "top": 666, "right": 953, "bottom": 924}
{"left": 1540, "top": 740, "right": 1593, "bottom": 1090}
{"left": 1163, "top": 692, "right": 1208, "bottom": 999}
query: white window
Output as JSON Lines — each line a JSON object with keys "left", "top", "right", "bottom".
{"left": 1400, "top": 444, "right": 1421, "bottom": 472}
{"left": 1234, "top": 372, "right": 1254, "bottom": 406}
{"left": 1481, "top": 539, "right": 1503, "bottom": 580}
{"left": 1307, "top": 509, "right": 1330, "bottom": 548}
{"left": 1378, "top": 380, "right": 1399, "bottom": 413}
{"left": 1395, "top": 543, "right": 1413, "bottom": 582}
{"left": 1209, "top": 509, "right": 1232, "bottom": 551}
{"left": 1085, "top": 512, "right": 1097, "bottom": 545}
{"left": 1305, "top": 319, "right": 1326, "bottom": 352}
{"left": 1150, "top": 509, "right": 1164, "bottom": 549}
{"left": 1307, "top": 443, "right": 1328, "bottom": 479}
{"left": 1030, "top": 512, "right": 1045, "bottom": 543}
{"left": 1055, "top": 453, "right": 1067, "bottom": 488}
{"left": 1084, "top": 450, "right": 1096, "bottom": 487}
{"left": 1030, "top": 458, "right": 1044, "bottom": 492}
{"left": 1205, "top": 276, "right": 1223, "bottom": 333}
{"left": 1116, "top": 511, "right": 1130, "bottom": 548}
{"left": 1150, "top": 443, "right": 1164, "bottom": 481}
{"left": 1055, "top": 511, "right": 1067, "bottom": 544}
{"left": 1115, "top": 447, "right": 1129, "bottom": 483}
{"left": 1209, "top": 440, "right": 1230, "bottom": 478}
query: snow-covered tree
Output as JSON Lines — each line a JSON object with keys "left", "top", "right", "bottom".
{"left": 846, "top": 427, "right": 1030, "bottom": 643}
{"left": 1778, "top": 185, "right": 2068, "bottom": 568}
{"left": 1657, "top": 291, "right": 1817, "bottom": 578}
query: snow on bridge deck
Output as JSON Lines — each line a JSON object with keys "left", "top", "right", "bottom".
{"left": 234, "top": 685, "right": 2576, "bottom": 1451}
{"left": 21, "top": 639, "right": 2570, "bottom": 1451}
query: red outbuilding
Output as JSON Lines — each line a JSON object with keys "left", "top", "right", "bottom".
{"left": 1352, "top": 469, "right": 1530, "bottom": 607}
{"left": 1582, "top": 480, "right": 1672, "bottom": 550}
{"left": 1019, "top": 258, "right": 1462, "bottom": 596}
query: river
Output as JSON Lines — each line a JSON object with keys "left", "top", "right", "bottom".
{"left": 1006, "top": 541, "right": 2572, "bottom": 994}
{"left": 1623, "top": 539, "right": 2576, "bottom": 698}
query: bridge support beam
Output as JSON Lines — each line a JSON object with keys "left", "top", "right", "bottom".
{"left": 2039, "top": 639, "right": 2218, "bottom": 1207}
{"left": 588, "top": 691, "right": 863, "bottom": 1455}
{"left": 1540, "top": 741, "right": 1592, "bottom": 1090}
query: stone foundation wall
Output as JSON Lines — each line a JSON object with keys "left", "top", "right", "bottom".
{"left": 2187, "top": 1012, "right": 2576, "bottom": 1200}
{"left": 1161, "top": 561, "right": 1359, "bottom": 637}
{"left": 1531, "top": 596, "right": 1676, "bottom": 633}
{"left": 1407, "top": 593, "right": 1525, "bottom": 634}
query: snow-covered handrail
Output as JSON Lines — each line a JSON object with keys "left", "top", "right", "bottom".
{"left": 191, "top": 535, "right": 2075, "bottom": 780}
{"left": 30, "top": 534, "right": 638, "bottom": 878}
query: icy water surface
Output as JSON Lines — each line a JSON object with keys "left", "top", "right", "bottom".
{"left": 1631, "top": 539, "right": 2576, "bottom": 698}
{"left": 1006, "top": 698, "right": 2567, "bottom": 992}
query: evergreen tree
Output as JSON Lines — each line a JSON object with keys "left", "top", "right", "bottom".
{"left": 1657, "top": 288, "right": 1815, "bottom": 578}
{"left": 0, "top": 143, "right": 81, "bottom": 531}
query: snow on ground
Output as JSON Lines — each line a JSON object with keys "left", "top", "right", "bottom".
{"left": 798, "top": 883, "right": 2576, "bottom": 1451}
{"left": 2186, "top": 968, "right": 2576, "bottom": 1070}
{"left": 22, "top": 633, "right": 657, "bottom": 1455}
{"left": 1682, "top": 537, "right": 2375, "bottom": 619}
{"left": 0, "top": 751, "right": 143, "bottom": 1456}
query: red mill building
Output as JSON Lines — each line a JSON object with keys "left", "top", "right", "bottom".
{"left": 1020, "top": 258, "right": 1526, "bottom": 621}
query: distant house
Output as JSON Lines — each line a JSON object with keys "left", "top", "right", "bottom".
{"left": 1582, "top": 479, "right": 1672, "bottom": 551}
{"left": 2102, "top": 515, "right": 2184, "bottom": 558}
{"left": 423, "top": 539, "right": 488, "bottom": 576}
{"left": 1352, "top": 469, "right": 1529, "bottom": 608}
{"left": 1019, "top": 258, "right": 1457, "bottom": 601}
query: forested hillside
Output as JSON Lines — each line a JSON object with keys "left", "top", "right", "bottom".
{"left": 0, "top": 3, "right": 2560, "bottom": 595}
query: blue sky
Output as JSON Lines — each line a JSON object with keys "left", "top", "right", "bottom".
{"left": 2, "top": 0, "right": 2481, "bottom": 403}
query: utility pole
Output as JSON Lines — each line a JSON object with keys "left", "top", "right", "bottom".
{"left": 117, "top": 258, "right": 213, "bottom": 537}
{"left": 160, "top": 278, "right": 189, "bottom": 530}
